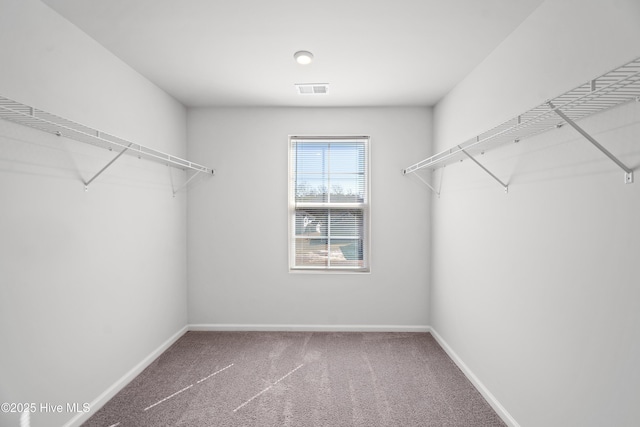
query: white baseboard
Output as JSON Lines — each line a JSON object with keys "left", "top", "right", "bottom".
{"left": 428, "top": 327, "right": 520, "bottom": 427}
{"left": 188, "top": 323, "right": 430, "bottom": 332}
{"left": 63, "top": 325, "right": 188, "bottom": 427}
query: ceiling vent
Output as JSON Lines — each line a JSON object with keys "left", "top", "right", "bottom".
{"left": 295, "top": 83, "right": 329, "bottom": 95}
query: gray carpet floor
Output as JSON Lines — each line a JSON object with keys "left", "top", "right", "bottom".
{"left": 82, "top": 332, "right": 506, "bottom": 427}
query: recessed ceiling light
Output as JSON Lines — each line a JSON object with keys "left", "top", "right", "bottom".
{"left": 294, "top": 50, "right": 314, "bottom": 65}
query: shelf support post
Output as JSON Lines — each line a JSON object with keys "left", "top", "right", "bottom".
{"left": 84, "top": 143, "right": 133, "bottom": 190}
{"left": 460, "top": 148, "right": 509, "bottom": 193}
{"left": 548, "top": 102, "right": 634, "bottom": 184}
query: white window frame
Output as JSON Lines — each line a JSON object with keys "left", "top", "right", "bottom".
{"left": 288, "top": 135, "right": 370, "bottom": 273}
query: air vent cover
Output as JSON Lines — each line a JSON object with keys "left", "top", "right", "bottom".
{"left": 295, "top": 83, "right": 329, "bottom": 95}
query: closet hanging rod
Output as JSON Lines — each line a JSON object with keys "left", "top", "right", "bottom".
{"left": 0, "top": 95, "right": 213, "bottom": 174}
{"left": 403, "top": 56, "right": 640, "bottom": 176}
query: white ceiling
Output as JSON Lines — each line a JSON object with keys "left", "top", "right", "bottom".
{"left": 41, "top": 0, "right": 544, "bottom": 108}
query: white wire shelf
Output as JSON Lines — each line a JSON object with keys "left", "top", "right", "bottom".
{"left": 0, "top": 95, "right": 213, "bottom": 175}
{"left": 403, "top": 56, "right": 640, "bottom": 178}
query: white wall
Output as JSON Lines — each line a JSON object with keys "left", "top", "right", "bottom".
{"left": 431, "top": 0, "right": 640, "bottom": 426}
{"left": 187, "top": 107, "right": 431, "bottom": 329}
{"left": 0, "top": 1, "right": 188, "bottom": 426}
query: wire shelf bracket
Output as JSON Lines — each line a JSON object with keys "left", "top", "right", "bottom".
{"left": 460, "top": 148, "right": 509, "bottom": 193}
{"left": 410, "top": 169, "right": 440, "bottom": 196}
{"left": 548, "top": 101, "right": 633, "bottom": 184}
{"left": 84, "top": 143, "right": 132, "bottom": 191}
{"left": 403, "top": 56, "right": 640, "bottom": 190}
{"left": 172, "top": 168, "right": 215, "bottom": 197}
{"left": 0, "top": 95, "right": 214, "bottom": 192}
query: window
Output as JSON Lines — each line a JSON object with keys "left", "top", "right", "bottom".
{"left": 289, "top": 136, "right": 370, "bottom": 272}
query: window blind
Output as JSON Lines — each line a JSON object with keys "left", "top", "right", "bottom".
{"left": 289, "top": 137, "right": 369, "bottom": 271}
